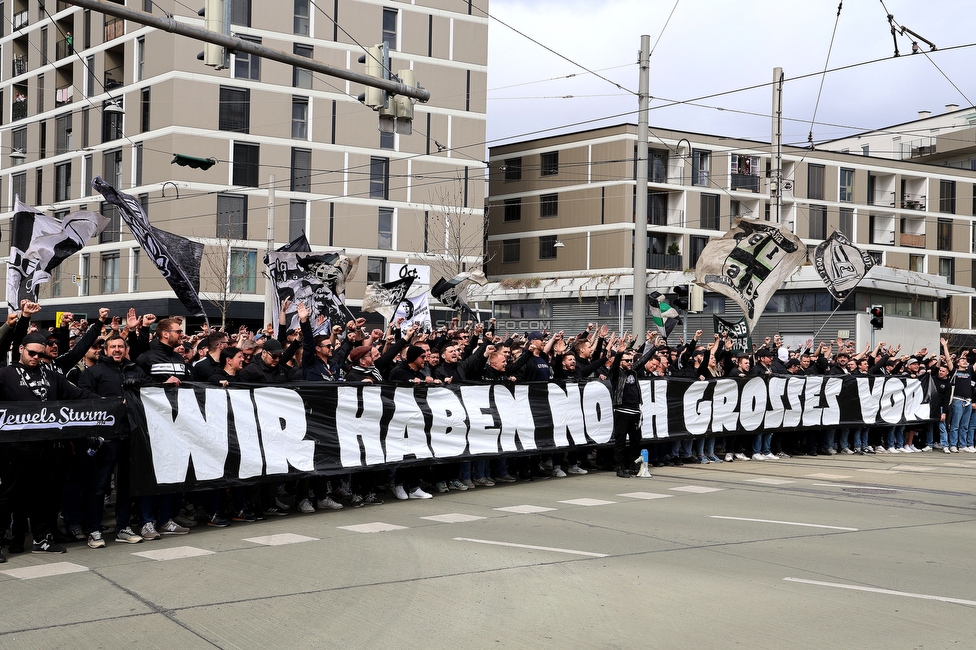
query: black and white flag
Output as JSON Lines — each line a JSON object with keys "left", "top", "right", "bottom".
{"left": 6, "top": 199, "right": 109, "bottom": 310}
{"left": 267, "top": 250, "right": 359, "bottom": 331}
{"left": 93, "top": 177, "right": 207, "bottom": 317}
{"left": 813, "top": 230, "right": 875, "bottom": 302}
{"left": 695, "top": 218, "right": 807, "bottom": 333}
{"left": 431, "top": 270, "right": 487, "bottom": 318}
{"left": 276, "top": 233, "right": 312, "bottom": 253}
{"left": 362, "top": 266, "right": 418, "bottom": 320}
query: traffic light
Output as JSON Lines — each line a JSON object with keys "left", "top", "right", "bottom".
{"left": 197, "top": 0, "right": 229, "bottom": 70}
{"left": 870, "top": 305, "right": 884, "bottom": 329}
{"left": 672, "top": 285, "right": 690, "bottom": 310}
{"left": 393, "top": 69, "right": 417, "bottom": 135}
{"left": 357, "top": 44, "right": 390, "bottom": 110}
{"left": 172, "top": 154, "right": 216, "bottom": 170}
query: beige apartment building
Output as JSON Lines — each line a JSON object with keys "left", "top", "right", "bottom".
{"left": 485, "top": 122, "right": 976, "bottom": 341}
{"left": 0, "top": 0, "right": 487, "bottom": 325}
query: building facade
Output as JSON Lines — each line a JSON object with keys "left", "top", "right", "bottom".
{"left": 0, "top": 0, "right": 488, "bottom": 326}
{"left": 484, "top": 122, "right": 976, "bottom": 343}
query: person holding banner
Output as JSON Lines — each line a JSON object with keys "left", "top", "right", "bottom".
{"left": 609, "top": 341, "right": 643, "bottom": 478}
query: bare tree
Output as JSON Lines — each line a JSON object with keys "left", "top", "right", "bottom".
{"left": 423, "top": 175, "right": 491, "bottom": 282}
{"left": 201, "top": 235, "right": 250, "bottom": 330}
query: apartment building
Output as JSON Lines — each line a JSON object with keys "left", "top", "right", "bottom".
{"left": 0, "top": 0, "right": 488, "bottom": 325}
{"left": 483, "top": 122, "right": 976, "bottom": 343}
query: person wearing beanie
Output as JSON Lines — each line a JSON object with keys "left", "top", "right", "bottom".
{"left": 389, "top": 346, "right": 439, "bottom": 384}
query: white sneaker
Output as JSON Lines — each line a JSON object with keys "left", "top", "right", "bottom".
{"left": 567, "top": 464, "right": 588, "bottom": 475}
{"left": 724, "top": 453, "right": 733, "bottom": 462}
{"left": 751, "top": 453, "right": 766, "bottom": 461}
{"left": 87, "top": 530, "right": 106, "bottom": 549}
{"left": 950, "top": 446, "right": 959, "bottom": 453}
{"left": 840, "top": 447, "right": 854, "bottom": 455}
{"left": 864, "top": 446, "right": 874, "bottom": 453}
{"left": 735, "top": 453, "right": 750, "bottom": 461}
{"left": 551, "top": 467, "right": 567, "bottom": 478}
{"left": 943, "top": 446, "right": 951, "bottom": 453}
{"left": 316, "top": 496, "right": 344, "bottom": 510}
{"left": 764, "top": 453, "right": 779, "bottom": 460}
{"left": 887, "top": 447, "right": 900, "bottom": 454}
{"left": 875, "top": 446, "right": 888, "bottom": 454}
{"left": 901, "top": 446, "right": 914, "bottom": 453}
{"left": 920, "top": 446, "right": 932, "bottom": 452}
{"left": 966, "top": 447, "right": 976, "bottom": 453}
{"left": 298, "top": 499, "right": 315, "bottom": 513}
{"left": 826, "top": 447, "right": 837, "bottom": 455}
{"left": 408, "top": 487, "right": 432, "bottom": 499}
{"left": 392, "top": 484, "right": 408, "bottom": 500}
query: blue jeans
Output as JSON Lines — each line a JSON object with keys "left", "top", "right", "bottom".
{"left": 851, "top": 427, "right": 866, "bottom": 449}
{"left": 753, "top": 432, "right": 772, "bottom": 455}
{"left": 948, "top": 399, "right": 972, "bottom": 447}
{"left": 939, "top": 420, "right": 948, "bottom": 447}
{"left": 838, "top": 428, "right": 850, "bottom": 450}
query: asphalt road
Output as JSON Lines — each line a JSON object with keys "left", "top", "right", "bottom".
{"left": 3, "top": 451, "right": 976, "bottom": 649}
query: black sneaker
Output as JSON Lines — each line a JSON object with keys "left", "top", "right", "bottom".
{"left": 362, "top": 492, "right": 384, "bottom": 506}
{"left": 0, "top": 548, "right": 6, "bottom": 563}
{"left": 262, "top": 506, "right": 289, "bottom": 517}
{"left": 207, "top": 514, "right": 230, "bottom": 527}
{"left": 232, "top": 510, "right": 256, "bottom": 522}
{"left": 32, "top": 535, "right": 67, "bottom": 554}
{"left": 7, "top": 538, "right": 24, "bottom": 554}
{"left": 349, "top": 494, "right": 366, "bottom": 508}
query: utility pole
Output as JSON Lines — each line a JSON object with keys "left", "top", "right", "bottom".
{"left": 264, "top": 176, "right": 275, "bottom": 328}
{"left": 66, "top": 0, "right": 429, "bottom": 102}
{"left": 771, "top": 67, "right": 784, "bottom": 225}
{"left": 632, "top": 35, "right": 650, "bottom": 337}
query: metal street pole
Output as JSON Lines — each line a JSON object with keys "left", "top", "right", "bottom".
{"left": 66, "top": 0, "right": 429, "bottom": 102}
{"left": 632, "top": 35, "right": 650, "bottom": 337}
{"left": 771, "top": 67, "right": 784, "bottom": 225}
{"left": 264, "top": 176, "right": 275, "bottom": 328}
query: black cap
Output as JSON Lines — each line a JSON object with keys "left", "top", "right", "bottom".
{"left": 262, "top": 339, "right": 283, "bottom": 354}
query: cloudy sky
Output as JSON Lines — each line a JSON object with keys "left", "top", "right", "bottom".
{"left": 485, "top": 0, "right": 976, "bottom": 148}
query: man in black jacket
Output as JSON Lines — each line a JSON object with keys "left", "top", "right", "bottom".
{"left": 609, "top": 343, "right": 643, "bottom": 478}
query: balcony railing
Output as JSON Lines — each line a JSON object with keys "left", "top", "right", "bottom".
{"left": 731, "top": 173, "right": 761, "bottom": 193}
{"left": 647, "top": 208, "right": 685, "bottom": 228}
{"left": 648, "top": 253, "right": 683, "bottom": 271}
{"left": 13, "top": 10, "right": 28, "bottom": 30}
{"left": 104, "top": 16, "right": 124, "bottom": 41}
{"left": 55, "top": 85, "right": 73, "bottom": 107}
{"left": 868, "top": 190, "right": 896, "bottom": 207}
{"left": 56, "top": 38, "right": 73, "bottom": 59}
{"left": 899, "top": 233, "right": 926, "bottom": 248}
{"left": 12, "top": 55, "right": 27, "bottom": 77}
{"left": 12, "top": 98, "right": 28, "bottom": 121}
{"left": 902, "top": 194, "right": 926, "bottom": 210}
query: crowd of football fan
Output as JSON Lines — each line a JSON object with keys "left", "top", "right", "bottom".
{"left": 0, "top": 297, "right": 969, "bottom": 563}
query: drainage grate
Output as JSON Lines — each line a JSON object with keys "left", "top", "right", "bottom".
{"left": 842, "top": 487, "right": 898, "bottom": 495}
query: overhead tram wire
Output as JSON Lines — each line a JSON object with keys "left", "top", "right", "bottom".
{"left": 806, "top": 1, "right": 844, "bottom": 149}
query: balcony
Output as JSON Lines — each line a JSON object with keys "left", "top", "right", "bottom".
{"left": 13, "top": 10, "right": 28, "bottom": 30}
{"left": 731, "top": 173, "right": 761, "bottom": 193}
{"left": 55, "top": 85, "right": 73, "bottom": 107}
{"left": 12, "top": 55, "right": 27, "bottom": 77}
{"left": 12, "top": 97, "right": 28, "bottom": 121}
{"left": 868, "top": 190, "right": 896, "bottom": 207}
{"left": 647, "top": 208, "right": 685, "bottom": 228}
{"left": 648, "top": 253, "right": 683, "bottom": 271}
{"left": 104, "top": 16, "right": 124, "bottom": 41}
{"left": 899, "top": 233, "right": 926, "bottom": 248}
{"left": 902, "top": 194, "right": 926, "bottom": 211}
{"left": 56, "top": 37, "right": 73, "bottom": 60}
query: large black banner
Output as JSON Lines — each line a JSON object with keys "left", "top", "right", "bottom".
{"left": 0, "top": 399, "right": 124, "bottom": 441}
{"left": 119, "top": 374, "right": 936, "bottom": 495}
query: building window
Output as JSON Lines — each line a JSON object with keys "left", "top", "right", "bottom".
{"left": 689, "top": 235, "right": 708, "bottom": 267}
{"left": 940, "top": 180, "right": 956, "bottom": 214}
{"left": 939, "top": 257, "right": 955, "bottom": 284}
{"left": 11, "top": 172, "right": 26, "bottom": 207}
{"left": 839, "top": 168, "right": 854, "bottom": 202}
{"left": 80, "top": 253, "right": 90, "bottom": 296}
{"left": 103, "top": 148, "right": 122, "bottom": 189}
{"left": 807, "top": 164, "right": 825, "bottom": 200}
{"left": 56, "top": 113, "right": 72, "bottom": 155}
{"left": 51, "top": 264, "right": 62, "bottom": 298}
{"left": 540, "top": 151, "right": 558, "bottom": 176}
{"left": 140, "top": 87, "right": 150, "bottom": 133}
{"left": 378, "top": 207, "right": 393, "bottom": 250}
{"left": 294, "top": 0, "right": 309, "bottom": 35}
{"left": 55, "top": 162, "right": 70, "bottom": 202}
{"left": 86, "top": 55, "right": 95, "bottom": 98}
{"left": 938, "top": 218, "right": 953, "bottom": 250}
{"left": 35, "top": 168, "right": 43, "bottom": 206}
{"left": 380, "top": 130, "right": 394, "bottom": 150}
{"left": 136, "top": 36, "right": 145, "bottom": 81}
{"left": 101, "top": 252, "right": 120, "bottom": 294}
{"left": 540, "top": 193, "right": 558, "bottom": 218}
{"left": 12, "top": 127, "right": 27, "bottom": 158}
{"left": 82, "top": 106, "right": 90, "bottom": 148}
{"left": 382, "top": 7, "right": 397, "bottom": 50}
{"left": 367, "top": 256, "right": 386, "bottom": 283}
{"left": 99, "top": 202, "right": 121, "bottom": 243}
{"left": 809, "top": 204, "right": 827, "bottom": 240}
{"left": 37, "top": 74, "right": 44, "bottom": 114}
{"left": 370, "top": 156, "right": 389, "bottom": 199}
{"left": 290, "top": 148, "right": 311, "bottom": 192}
{"left": 700, "top": 193, "right": 720, "bottom": 230}
{"left": 217, "top": 193, "right": 248, "bottom": 239}
{"left": 131, "top": 248, "right": 141, "bottom": 292}
{"left": 219, "top": 87, "right": 250, "bottom": 133}
{"left": 504, "top": 157, "right": 522, "bottom": 181}
{"left": 232, "top": 36, "right": 261, "bottom": 80}
{"left": 229, "top": 249, "right": 257, "bottom": 293}
{"left": 839, "top": 207, "right": 853, "bottom": 239}
{"left": 503, "top": 198, "right": 521, "bottom": 222}
{"left": 503, "top": 238, "right": 520, "bottom": 263}
{"left": 730, "top": 154, "right": 759, "bottom": 191}
{"left": 692, "top": 149, "right": 710, "bottom": 186}
{"left": 293, "top": 44, "right": 313, "bottom": 89}
{"left": 650, "top": 150, "right": 669, "bottom": 183}
{"left": 102, "top": 99, "right": 123, "bottom": 142}
{"left": 289, "top": 200, "right": 306, "bottom": 241}
{"left": 909, "top": 254, "right": 924, "bottom": 273}
{"left": 84, "top": 155, "right": 93, "bottom": 196}
{"left": 291, "top": 97, "right": 308, "bottom": 139}
{"left": 231, "top": 0, "right": 251, "bottom": 26}
{"left": 39, "top": 122, "right": 47, "bottom": 159}
{"left": 233, "top": 142, "right": 260, "bottom": 187}
{"left": 539, "top": 235, "right": 557, "bottom": 260}
{"left": 134, "top": 143, "right": 143, "bottom": 186}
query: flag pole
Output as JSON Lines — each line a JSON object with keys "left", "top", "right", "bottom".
{"left": 811, "top": 301, "right": 846, "bottom": 341}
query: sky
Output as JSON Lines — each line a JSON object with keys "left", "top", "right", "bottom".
{"left": 484, "top": 0, "right": 976, "bottom": 149}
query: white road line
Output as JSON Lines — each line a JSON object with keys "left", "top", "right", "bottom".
{"left": 784, "top": 578, "right": 976, "bottom": 606}
{"left": 454, "top": 537, "right": 609, "bottom": 558}
{"left": 710, "top": 516, "right": 857, "bottom": 531}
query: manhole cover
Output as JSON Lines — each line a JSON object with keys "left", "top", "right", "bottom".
{"left": 842, "top": 487, "right": 897, "bottom": 495}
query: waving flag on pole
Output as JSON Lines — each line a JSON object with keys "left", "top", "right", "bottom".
{"left": 694, "top": 218, "right": 807, "bottom": 333}
{"left": 431, "top": 269, "right": 488, "bottom": 319}
{"left": 362, "top": 266, "right": 418, "bottom": 320}
{"left": 648, "top": 290, "right": 679, "bottom": 338}
{"left": 7, "top": 199, "right": 109, "bottom": 310}
{"left": 813, "top": 230, "right": 875, "bottom": 302}
{"left": 93, "top": 176, "right": 207, "bottom": 318}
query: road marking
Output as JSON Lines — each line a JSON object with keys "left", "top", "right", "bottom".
{"left": 805, "top": 473, "right": 851, "bottom": 480}
{"left": 0, "top": 562, "right": 88, "bottom": 580}
{"left": 454, "top": 537, "right": 608, "bottom": 558}
{"left": 856, "top": 469, "right": 897, "bottom": 474}
{"left": 745, "top": 478, "right": 795, "bottom": 485}
{"left": 784, "top": 578, "right": 976, "bottom": 606}
{"left": 891, "top": 465, "right": 933, "bottom": 472}
{"left": 670, "top": 485, "right": 724, "bottom": 493}
{"left": 558, "top": 498, "right": 617, "bottom": 506}
{"left": 420, "top": 513, "right": 486, "bottom": 523}
{"left": 243, "top": 533, "right": 319, "bottom": 546}
{"left": 132, "top": 546, "right": 214, "bottom": 561}
{"left": 710, "top": 516, "right": 857, "bottom": 531}
{"left": 617, "top": 492, "right": 673, "bottom": 500}
{"left": 337, "top": 522, "right": 407, "bottom": 533}
{"left": 494, "top": 505, "right": 557, "bottom": 514}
